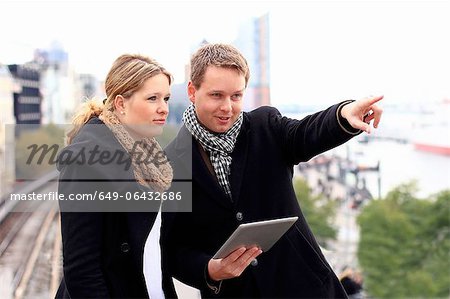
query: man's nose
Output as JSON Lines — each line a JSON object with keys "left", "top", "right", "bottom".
{"left": 220, "top": 98, "right": 232, "bottom": 112}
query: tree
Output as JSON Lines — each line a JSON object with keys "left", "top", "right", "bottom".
{"left": 357, "top": 182, "right": 450, "bottom": 298}
{"left": 293, "top": 178, "right": 337, "bottom": 246}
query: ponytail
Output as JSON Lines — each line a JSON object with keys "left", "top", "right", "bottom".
{"left": 65, "top": 99, "right": 104, "bottom": 145}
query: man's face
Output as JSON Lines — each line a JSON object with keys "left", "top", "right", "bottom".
{"left": 188, "top": 66, "right": 245, "bottom": 133}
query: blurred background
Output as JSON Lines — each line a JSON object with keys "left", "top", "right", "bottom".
{"left": 0, "top": 0, "right": 449, "bottom": 298}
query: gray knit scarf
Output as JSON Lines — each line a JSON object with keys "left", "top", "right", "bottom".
{"left": 183, "top": 104, "right": 243, "bottom": 198}
{"left": 99, "top": 109, "right": 173, "bottom": 192}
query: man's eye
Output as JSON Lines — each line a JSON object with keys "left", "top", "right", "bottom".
{"left": 232, "top": 94, "right": 243, "bottom": 100}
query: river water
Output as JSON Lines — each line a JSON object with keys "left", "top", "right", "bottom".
{"left": 328, "top": 137, "right": 450, "bottom": 199}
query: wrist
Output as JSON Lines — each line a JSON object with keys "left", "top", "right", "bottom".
{"left": 339, "top": 100, "right": 353, "bottom": 120}
{"left": 336, "top": 100, "right": 361, "bottom": 135}
{"left": 207, "top": 260, "right": 220, "bottom": 281}
{"left": 205, "top": 261, "right": 222, "bottom": 294}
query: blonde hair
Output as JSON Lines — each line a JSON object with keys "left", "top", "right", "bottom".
{"left": 190, "top": 43, "right": 250, "bottom": 88}
{"left": 66, "top": 54, "right": 172, "bottom": 144}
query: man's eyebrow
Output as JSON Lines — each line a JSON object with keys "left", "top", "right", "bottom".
{"left": 208, "top": 89, "right": 245, "bottom": 93}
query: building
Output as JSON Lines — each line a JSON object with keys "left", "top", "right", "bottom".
{"left": 234, "top": 13, "right": 271, "bottom": 111}
{"left": 167, "top": 82, "right": 189, "bottom": 124}
{"left": 35, "top": 42, "right": 80, "bottom": 124}
{"left": 8, "top": 63, "right": 42, "bottom": 126}
{"left": 0, "top": 64, "right": 16, "bottom": 196}
{"left": 167, "top": 41, "right": 208, "bottom": 124}
{"left": 78, "top": 73, "right": 103, "bottom": 100}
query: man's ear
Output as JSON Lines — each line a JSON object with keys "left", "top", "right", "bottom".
{"left": 187, "top": 81, "right": 196, "bottom": 104}
{"left": 113, "top": 95, "right": 125, "bottom": 113}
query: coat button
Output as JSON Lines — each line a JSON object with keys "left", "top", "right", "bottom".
{"left": 236, "top": 212, "right": 243, "bottom": 221}
{"left": 251, "top": 258, "right": 258, "bottom": 267}
{"left": 120, "top": 242, "right": 130, "bottom": 253}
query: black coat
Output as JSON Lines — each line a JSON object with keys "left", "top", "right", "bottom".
{"left": 162, "top": 104, "right": 356, "bottom": 298}
{"left": 55, "top": 117, "right": 159, "bottom": 299}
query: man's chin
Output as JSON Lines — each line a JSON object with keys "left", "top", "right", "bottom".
{"left": 212, "top": 125, "right": 232, "bottom": 134}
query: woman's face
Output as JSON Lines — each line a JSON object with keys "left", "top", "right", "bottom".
{"left": 120, "top": 73, "right": 170, "bottom": 139}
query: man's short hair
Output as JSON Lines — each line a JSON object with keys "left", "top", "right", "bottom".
{"left": 190, "top": 43, "right": 250, "bottom": 88}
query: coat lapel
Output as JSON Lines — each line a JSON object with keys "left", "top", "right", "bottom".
{"left": 229, "top": 117, "right": 249, "bottom": 205}
{"left": 173, "top": 126, "right": 232, "bottom": 210}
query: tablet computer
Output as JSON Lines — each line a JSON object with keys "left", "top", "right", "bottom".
{"left": 213, "top": 216, "right": 299, "bottom": 259}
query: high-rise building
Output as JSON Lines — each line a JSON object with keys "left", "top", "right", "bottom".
{"left": 8, "top": 63, "right": 42, "bottom": 125}
{"left": 35, "top": 42, "right": 79, "bottom": 124}
{"left": 234, "top": 13, "right": 271, "bottom": 111}
{"left": 34, "top": 40, "right": 69, "bottom": 73}
{"left": 167, "top": 82, "right": 189, "bottom": 124}
{"left": 78, "top": 73, "right": 102, "bottom": 99}
{"left": 168, "top": 41, "right": 210, "bottom": 124}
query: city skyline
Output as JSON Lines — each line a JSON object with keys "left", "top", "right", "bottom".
{"left": 1, "top": 0, "right": 449, "bottom": 107}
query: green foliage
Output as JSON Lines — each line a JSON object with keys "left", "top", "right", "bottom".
{"left": 293, "top": 178, "right": 337, "bottom": 246}
{"left": 357, "top": 182, "right": 450, "bottom": 298}
{"left": 15, "top": 124, "right": 66, "bottom": 178}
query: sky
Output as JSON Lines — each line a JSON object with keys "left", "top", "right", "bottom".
{"left": 1, "top": 0, "right": 449, "bottom": 107}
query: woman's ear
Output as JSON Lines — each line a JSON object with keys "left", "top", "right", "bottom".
{"left": 113, "top": 95, "right": 126, "bottom": 114}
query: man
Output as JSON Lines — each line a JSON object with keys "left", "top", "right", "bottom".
{"left": 162, "top": 43, "right": 382, "bottom": 298}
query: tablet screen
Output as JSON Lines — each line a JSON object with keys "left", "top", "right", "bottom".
{"left": 213, "top": 216, "right": 298, "bottom": 259}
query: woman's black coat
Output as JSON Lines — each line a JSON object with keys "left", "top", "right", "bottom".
{"left": 55, "top": 117, "right": 159, "bottom": 298}
{"left": 162, "top": 104, "right": 356, "bottom": 298}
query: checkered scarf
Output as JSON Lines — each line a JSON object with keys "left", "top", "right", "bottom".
{"left": 183, "top": 104, "right": 243, "bottom": 199}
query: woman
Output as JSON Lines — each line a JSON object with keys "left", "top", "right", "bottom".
{"left": 56, "top": 54, "right": 173, "bottom": 298}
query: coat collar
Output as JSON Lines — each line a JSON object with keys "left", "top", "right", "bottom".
{"left": 172, "top": 118, "right": 250, "bottom": 209}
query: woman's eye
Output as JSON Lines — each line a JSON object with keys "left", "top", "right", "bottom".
{"left": 164, "top": 96, "right": 170, "bottom": 102}
{"left": 147, "top": 96, "right": 157, "bottom": 101}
